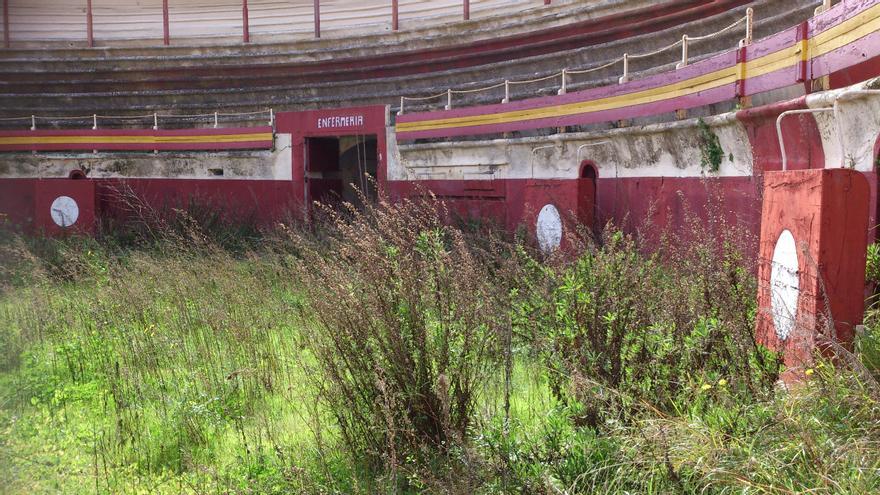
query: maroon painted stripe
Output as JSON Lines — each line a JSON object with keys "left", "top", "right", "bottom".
{"left": 0, "top": 127, "right": 273, "bottom": 152}
{"left": 810, "top": 0, "right": 875, "bottom": 36}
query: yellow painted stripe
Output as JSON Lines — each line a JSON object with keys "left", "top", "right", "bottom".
{"left": 0, "top": 132, "right": 273, "bottom": 145}
{"left": 398, "top": 3, "right": 880, "bottom": 133}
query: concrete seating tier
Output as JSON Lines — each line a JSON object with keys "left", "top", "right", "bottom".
{"left": 0, "top": 0, "right": 818, "bottom": 125}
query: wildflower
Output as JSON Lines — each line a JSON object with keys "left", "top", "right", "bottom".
{"left": 701, "top": 383, "right": 712, "bottom": 391}
{"left": 717, "top": 378, "right": 728, "bottom": 387}
{"left": 805, "top": 368, "right": 814, "bottom": 377}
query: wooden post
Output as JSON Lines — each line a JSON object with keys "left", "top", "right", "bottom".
{"left": 86, "top": 0, "right": 94, "bottom": 47}
{"left": 463, "top": 0, "right": 469, "bottom": 20}
{"left": 544, "top": 0, "right": 551, "bottom": 4}
{"left": 162, "top": 0, "right": 169, "bottom": 45}
{"left": 392, "top": 0, "right": 398, "bottom": 31}
{"left": 314, "top": 0, "right": 320, "bottom": 38}
{"left": 242, "top": 0, "right": 249, "bottom": 43}
{"left": 3, "top": 0, "right": 9, "bottom": 48}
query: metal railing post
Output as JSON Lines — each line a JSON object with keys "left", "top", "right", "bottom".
{"left": 741, "top": 7, "right": 754, "bottom": 47}
{"left": 163, "top": 0, "right": 170, "bottom": 45}
{"left": 86, "top": 0, "right": 94, "bottom": 47}
{"left": 502, "top": 80, "right": 510, "bottom": 103}
{"left": 445, "top": 89, "right": 452, "bottom": 110}
{"left": 314, "top": 0, "right": 320, "bottom": 38}
{"left": 618, "top": 53, "right": 629, "bottom": 84}
{"left": 398, "top": 97, "right": 405, "bottom": 115}
{"left": 676, "top": 35, "right": 688, "bottom": 69}
{"left": 242, "top": 0, "right": 250, "bottom": 43}
{"left": 558, "top": 69, "right": 567, "bottom": 95}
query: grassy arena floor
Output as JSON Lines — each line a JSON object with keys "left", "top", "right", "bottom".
{"left": 1, "top": 220, "right": 880, "bottom": 493}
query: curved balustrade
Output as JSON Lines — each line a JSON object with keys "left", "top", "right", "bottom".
{"left": 3, "top": 0, "right": 567, "bottom": 47}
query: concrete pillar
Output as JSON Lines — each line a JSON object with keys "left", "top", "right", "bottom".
{"left": 756, "top": 169, "right": 870, "bottom": 381}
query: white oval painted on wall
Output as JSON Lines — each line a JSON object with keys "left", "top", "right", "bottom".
{"left": 536, "top": 204, "right": 562, "bottom": 254}
{"left": 50, "top": 196, "right": 79, "bottom": 228}
{"left": 770, "top": 229, "right": 799, "bottom": 341}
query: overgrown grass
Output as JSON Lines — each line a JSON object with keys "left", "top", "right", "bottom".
{"left": 1, "top": 196, "right": 879, "bottom": 494}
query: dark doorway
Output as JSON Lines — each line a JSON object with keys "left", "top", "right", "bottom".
{"left": 305, "top": 134, "right": 378, "bottom": 211}
{"left": 578, "top": 160, "right": 597, "bottom": 230}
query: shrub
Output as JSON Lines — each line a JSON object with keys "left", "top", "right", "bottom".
{"left": 285, "top": 195, "right": 511, "bottom": 480}
{"left": 514, "top": 214, "right": 779, "bottom": 424}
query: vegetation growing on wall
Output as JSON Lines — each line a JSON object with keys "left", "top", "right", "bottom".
{"left": 697, "top": 118, "right": 724, "bottom": 173}
{"left": 1, "top": 197, "right": 878, "bottom": 494}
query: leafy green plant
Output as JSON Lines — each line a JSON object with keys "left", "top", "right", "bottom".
{"left": 697, "top": 118, "right": 724, "bottom": 173}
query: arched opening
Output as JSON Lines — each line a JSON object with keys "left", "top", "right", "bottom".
{"left": 578, "top": 160, "right": 598, "bottom": 230}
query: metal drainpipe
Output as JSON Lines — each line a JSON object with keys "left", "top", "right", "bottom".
{"left": 775, "top": 108, "right": 834, "bottom": 171}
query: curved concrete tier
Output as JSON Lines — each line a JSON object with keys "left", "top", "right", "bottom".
{"left": 0, "top": 0, "right": 819, "bottom": 121}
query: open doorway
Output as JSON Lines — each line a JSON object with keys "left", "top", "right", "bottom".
{"left": 305, "top": 134, "right": 378, "bottom": 211}
{"left": 578, "top": 160, "right": 597, "bottom": 230}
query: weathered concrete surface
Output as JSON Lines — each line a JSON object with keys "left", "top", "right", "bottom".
{"left": 393, "top": 113, "right": 754, "bottom": 181}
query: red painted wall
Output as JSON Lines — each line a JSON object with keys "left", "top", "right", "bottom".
{"left": 0, "top": 178, "right": 95, "bottom": 235}
{"left": 0, "top": 179, "right": 36, "bottom": 231}
{"left": 93, "top": 178, "right": 304, "bottom": 228}
{"left": 756, "top": 169, "right": 870, "bottom": 379}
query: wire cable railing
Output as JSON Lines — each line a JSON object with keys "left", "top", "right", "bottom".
{"left": 397, "top": 8, "right": 754, "bottom": 115}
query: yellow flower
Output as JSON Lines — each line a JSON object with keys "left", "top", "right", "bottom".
{"left": 717, "top": 379, "right": 728, "bottom": 387}
{"left": 701, "top": 383, "right": 713, "bottom": 391}
{"left": 805, "top": 368, "right": 814, "bottom": 376}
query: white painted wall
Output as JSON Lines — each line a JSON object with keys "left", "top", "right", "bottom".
{"left": 808, "top": 83, "right": 880, "bottom": 172}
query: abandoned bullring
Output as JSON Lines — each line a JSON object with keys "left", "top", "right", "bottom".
{"left": 2, "top": 0, "right": 880, "bottom": 493}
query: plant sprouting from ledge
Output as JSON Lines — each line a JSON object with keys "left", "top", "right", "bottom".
{"left": 697, "top": 118, "right": 724, "bottom": 173}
